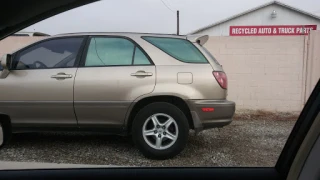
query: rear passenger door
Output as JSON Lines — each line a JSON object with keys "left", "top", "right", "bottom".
{"left": 74, "top": 36, "right": 155, "bottom": 128}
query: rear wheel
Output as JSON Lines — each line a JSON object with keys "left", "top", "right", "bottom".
{"left": 132, "top": 102, "right": 189, "bottom": 159}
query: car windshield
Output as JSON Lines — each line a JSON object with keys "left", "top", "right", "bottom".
{"left": 0, "top": 0, "right": 318, "bottom": 170}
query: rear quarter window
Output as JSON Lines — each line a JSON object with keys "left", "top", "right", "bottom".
{"left": 142, "top": 36, "right": 208, "bottom": 63}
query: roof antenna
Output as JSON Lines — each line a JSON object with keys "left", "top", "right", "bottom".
{"left": 177, "top": 10, "right": 180, "bottom": 35}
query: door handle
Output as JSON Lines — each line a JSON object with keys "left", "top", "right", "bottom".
{"left": 51, "top": 73, "right": 73, "bottom": 79}
{"left": 131, "top": 71, "right": 153, "bottom": 77}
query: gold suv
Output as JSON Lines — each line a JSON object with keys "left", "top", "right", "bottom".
{"left": 0, "top": 33, "right": 235, "bottom": 159}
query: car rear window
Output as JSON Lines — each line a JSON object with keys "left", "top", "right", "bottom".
{"left": 142, "top": 36, "right": 208, "bottom": 63}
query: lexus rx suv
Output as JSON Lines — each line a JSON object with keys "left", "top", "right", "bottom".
{"left": 0, "top": 33, "right": 235, "bottom": 159}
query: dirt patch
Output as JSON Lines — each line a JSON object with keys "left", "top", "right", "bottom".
{"left": 234, "top": 109, "right": 299, "bottom": 121}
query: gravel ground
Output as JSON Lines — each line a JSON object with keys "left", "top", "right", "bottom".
{"left": 0, "top": 120, "right": 295, "bottom": 167}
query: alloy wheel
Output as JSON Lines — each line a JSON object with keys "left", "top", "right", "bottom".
{"left": 142, "top": 113, "right": 179, "bottom": 150}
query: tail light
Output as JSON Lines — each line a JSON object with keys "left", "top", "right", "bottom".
{"left": 213, "top": 71, "right": 227, "bottom": 89}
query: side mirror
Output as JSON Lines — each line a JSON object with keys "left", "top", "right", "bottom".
{"left": 0, "top": 54, "right": 12, "bottom": 79}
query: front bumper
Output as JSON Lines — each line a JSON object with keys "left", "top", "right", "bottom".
{"left": 187, "top": 100, "right": 235, "bottom": 133}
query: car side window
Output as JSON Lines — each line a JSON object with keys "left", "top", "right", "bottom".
{"left": 12, "top": 38, "right": 83, "bottom": 70}
{"left": 133, "top": 46, "right": 151, "bottom": 65}
{"left": 142, "top": 36, "right": 208, "bottom": 63}
{"left": 85, "top": 37, "right": 134, "bottom": 66}
{"left": 84, "top": 37, "right": 152, "bottom": 66}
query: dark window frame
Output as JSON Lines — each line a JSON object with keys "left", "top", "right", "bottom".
{"left": 142, "top": 36, "right": 209, "bottom": 64}
{"left": 131, "top": 46, "right": 137, "bottom": 65}
{"left": 79, "top": 35, "right": 154, "bottom": 68}
{"left": 10, "top": 36, "right": 87, "bottom": 71}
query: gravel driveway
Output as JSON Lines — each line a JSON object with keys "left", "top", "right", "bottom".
{"left": 0, "top": 120, "right": 295, "bottom": 167}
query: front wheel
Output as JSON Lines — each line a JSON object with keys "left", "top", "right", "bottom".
{"left": 132, "top": 102, "right": 189, "bottom": 159}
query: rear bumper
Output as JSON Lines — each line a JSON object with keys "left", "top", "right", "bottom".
{"left": 187, "top": 100, "right": 235, "bottom": 133}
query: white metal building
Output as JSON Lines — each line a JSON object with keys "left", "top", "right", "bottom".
{"left": 190, "top": 1, "right": 320, "bottom": 36}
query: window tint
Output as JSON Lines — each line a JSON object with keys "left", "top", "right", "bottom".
{"left": 85, "top": 37, "right": 134, "bottom": 66}
{"left": 13, "top": 38, "right": 83, "bottom": 70}
{"left": 133, "top": 47, "right": 151, "bottom": 65}
{"left": 142, "top": 37, "right": 208, "bottom": 63}
{"left": 66, "top": 58, "right": 76, "bottom": 67}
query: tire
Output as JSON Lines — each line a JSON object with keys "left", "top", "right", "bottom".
{"left": 132, "top": 102, "right": 189, "bottom": 160}
{"left": 0, "top": 122, "right": 6, "bottom": 148}
{"left": 0, "top": 120, "right": 11, "bottom": 149}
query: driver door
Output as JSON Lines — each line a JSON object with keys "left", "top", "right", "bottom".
{"left": 0, "top": 37, "right": 85, "bottom": 128}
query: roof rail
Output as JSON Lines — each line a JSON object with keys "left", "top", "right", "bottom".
{"left": 57, "top": 32, "right": 184, "bottom": 36}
